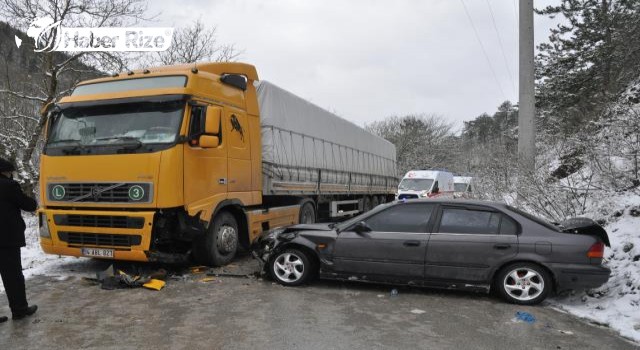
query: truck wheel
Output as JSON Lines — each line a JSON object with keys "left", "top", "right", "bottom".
{"left": 299, "top": 202, "right": 316, "bottom": 224}
{"left": 193, "top": 211, "right": 239, "bottom": 266}
{"left": 495, "top": 263, "right": 551, "bottom": 305}
{"left": 371, "top": 196, "right": 380, "bottom": 208}
{"left": 269, "top": 248, "right": 314, "bottom": 286}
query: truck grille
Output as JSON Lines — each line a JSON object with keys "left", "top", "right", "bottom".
{"left": 58, "top": 232, "right": 142, "bottom": 247}
{"left": 47, "top": 183, "right": 152, "bottom": 203}
{"left": 53, "top": 215, "right": 145, "bottom": 229}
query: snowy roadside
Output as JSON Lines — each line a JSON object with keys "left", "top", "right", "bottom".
{"left": 549, "top": 194, "right": 640, "bottom": 343}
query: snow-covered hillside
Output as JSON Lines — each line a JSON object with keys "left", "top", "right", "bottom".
{"left": 550, "top": 193, "right": 640, "bottom": 342}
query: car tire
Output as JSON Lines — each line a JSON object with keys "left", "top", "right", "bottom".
{"left": 193, "top": 211, "right": 239, "bottom": 267}
{"left": 268, "top": 248, "right": 314, "bottom": 286}
{"left": 299, "top": 201, "right": 316, "bottom": 224}
{"left": 495, "top": 263, "right": 552, "bottom": 305}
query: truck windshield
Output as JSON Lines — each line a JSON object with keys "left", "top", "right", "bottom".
{"left": 398, "top": 178, "right": 434, "bottom": 191}
{"left": 454, "top": 183, "right": 468, "bottom": 192}
{"left": 47, "top": 101, "right": 184, "bottom": 151}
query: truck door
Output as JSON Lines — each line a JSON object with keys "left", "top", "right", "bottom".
{"left": 225, "top": 107, "right": 252, "bottom": 194}
{"left": 183, "top": 104, "right": 228, "bottom": 216}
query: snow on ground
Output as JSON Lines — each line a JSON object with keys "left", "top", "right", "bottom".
{"left": 0, "top": 215, "right": 87, "bottom": 293}
{"left": 550, "top": 193, "right": 640, "bottom": 343}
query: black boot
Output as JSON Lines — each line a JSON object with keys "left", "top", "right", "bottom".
{"left": 12, "top": 305, "right": 37, "bottom": 320}
{"left": 0, "top": 316, "right": 7, "bottom": 323}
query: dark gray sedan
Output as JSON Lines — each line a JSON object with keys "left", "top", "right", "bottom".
{"left": 253, "top": 200, "right": 611, "bottom": 305}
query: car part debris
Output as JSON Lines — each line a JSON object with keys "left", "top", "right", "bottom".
{"left": 514, "top": 311, "right": 536, "bottom": 324}
{"left": 143, "top": 279, "right": 166, "bottom": 291}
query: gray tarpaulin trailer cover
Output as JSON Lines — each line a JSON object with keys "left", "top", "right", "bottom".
{"left": 256, "top": 81, "right": 398, "bottom": 196}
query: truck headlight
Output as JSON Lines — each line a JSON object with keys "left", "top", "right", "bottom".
{"left": 39, "top": 213, "right": 51, "bottom": 238}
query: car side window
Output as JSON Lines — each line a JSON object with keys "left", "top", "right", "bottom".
{"left": 363, "top": 204, "right": 435, "bottom": 233}
{"left": 500, "top": 215, "right": 519, "bottom": 235}
{"left": 438, "top": 207, "right": 501, "bottom": 234}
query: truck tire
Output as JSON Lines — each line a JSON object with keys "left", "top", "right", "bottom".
{"left": 494, "top": 263, "right": 552, "bottom": 305}
{"left": 193, "top": 211, "right": 239, "bottom": 266}
{"left": 299, "top": 201, "right": 316, "bottom": 224}
{"left": 268, "top": 248, "right": 315, "bottom": 286}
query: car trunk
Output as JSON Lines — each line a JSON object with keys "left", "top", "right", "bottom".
{"left": 559, "top": 217, "right": 611, "bottom": 247}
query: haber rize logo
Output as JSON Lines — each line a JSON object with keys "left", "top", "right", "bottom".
{"left": 15, "top": 16, "right": 173, "bottom": 52}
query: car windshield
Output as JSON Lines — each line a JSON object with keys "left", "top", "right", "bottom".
{"left": 398, "top": 178, "right": 434, "bottom": 191}
{"left": 506, "top": 205, "right": 560, "bottom": 232}
{"left": 47, "top": 101, "right": 184, "bottom": 148}
{"left": 454, "top": 183, "right": 468, "bottom": 192}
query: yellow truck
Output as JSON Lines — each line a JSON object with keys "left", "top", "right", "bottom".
{"left": 38, "top": 62, "right": 397, "bottom": 266}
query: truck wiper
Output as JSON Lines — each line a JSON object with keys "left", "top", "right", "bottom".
{"left": 46, "top": 139, "right": 84, "bottom": 154}
{"left": 95, "top": 136, "right": 143, "bottom": 149}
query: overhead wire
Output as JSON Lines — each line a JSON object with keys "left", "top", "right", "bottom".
{"left": 459, "top": 0, "right": 508, "bottom": 101}
{"left": 485, "top": 0, "right": 516, "bottom": 94}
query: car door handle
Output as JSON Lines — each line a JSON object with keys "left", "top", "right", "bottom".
{"left": 403, "top": 240, "right": 421, "bottom": 247}
{"left": 494, "top": 243, "right": 511, "bottom": 250}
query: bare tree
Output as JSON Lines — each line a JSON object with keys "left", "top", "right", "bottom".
{"left": 151, "top": 19, "right": 240, "bottom": 66}
{"left": 0, "top": 0, "right": 152, "bottom": 191}
{"left": 366, "top": 114, "right": 456, "bottom": 174}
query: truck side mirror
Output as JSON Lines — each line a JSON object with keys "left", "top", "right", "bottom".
{"left": 205, "top": 107, "right": 221, "bottom": 135}
{"left": 199, "top": 135, "right": 220, "bottom": 148}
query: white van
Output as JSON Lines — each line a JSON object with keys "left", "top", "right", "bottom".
{"left": 453, "top": 176, "right": 475, "bottom": 198}
{"left": 396, "top": 170, "right": 454, "bottom": 200}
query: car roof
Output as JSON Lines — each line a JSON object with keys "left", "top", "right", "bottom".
{"left": 395, "top": 198, "right": 508, "bottom": 209}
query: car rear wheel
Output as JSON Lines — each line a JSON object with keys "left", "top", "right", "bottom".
{"left": 495, "top": 263, "right": 551, "bottom": 305}
{"left": 269, "top": 249, "right": 314, "bottom": 286}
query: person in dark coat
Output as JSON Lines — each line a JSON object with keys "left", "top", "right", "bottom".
{"left": 0, "top": 158, "right": 38, "bottom": 322}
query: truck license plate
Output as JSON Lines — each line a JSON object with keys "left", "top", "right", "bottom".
{"left": 81, "top": 248, "right": 114, "bottom": 258}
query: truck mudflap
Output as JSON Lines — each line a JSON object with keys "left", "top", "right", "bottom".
{"left": 560, "top": 217, "right": 611, "bottom": 247}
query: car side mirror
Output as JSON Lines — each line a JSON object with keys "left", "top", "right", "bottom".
{"left": 199, "top": 135, "right": 220, "bottom": 148}
{"left": 353, "top": 221, "right": 372, "bottom": 235}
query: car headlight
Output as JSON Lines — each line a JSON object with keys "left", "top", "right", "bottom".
{"left": 39, "top": 213, "right": 51, "bottom": 238}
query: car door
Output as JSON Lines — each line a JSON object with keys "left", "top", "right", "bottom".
{"left": 332, "top": 203, "right": 436, "bottom": 282}
{"left": 424, "top": 204, "right": 518, "bottom": 284}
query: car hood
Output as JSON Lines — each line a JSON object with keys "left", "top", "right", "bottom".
{"left": 560, "top": 217, "right": 611, "bottom": 247}
{"left": 284, "top": 223, "right": 334, "bottom": 232}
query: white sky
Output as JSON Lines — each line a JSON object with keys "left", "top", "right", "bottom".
{"left": 156, "top": 0, "right": 562, "bottom": 129}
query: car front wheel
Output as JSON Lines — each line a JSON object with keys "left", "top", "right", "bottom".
{"left": 269, "top": 249, "right": 314, "bottom": 286}
{"left": 495, "top": 263, "right": 551, "bottom": 305}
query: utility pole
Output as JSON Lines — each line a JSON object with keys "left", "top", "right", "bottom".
{"left": 518, "top": 0, "right": 535, "bottom": 172}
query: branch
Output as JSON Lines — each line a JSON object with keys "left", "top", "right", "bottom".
{"left": 0, "top": 89, "right": 46, "bottom": 103}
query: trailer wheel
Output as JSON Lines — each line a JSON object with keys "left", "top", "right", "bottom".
{"left": 363, "top": 196, "right": 372, "bottom": 212}
{"left": 193, "top": 211, "right": 238, "bottom": 266}
{"left": 371, "top": 196, "right": 380, "bottom": 209}
{"left": 299, "top": 201, "right": 316, "bottom": 224}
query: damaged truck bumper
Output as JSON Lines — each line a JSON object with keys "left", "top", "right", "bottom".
{"left": 39, "top": 208, "right": 157, "bottom": 262}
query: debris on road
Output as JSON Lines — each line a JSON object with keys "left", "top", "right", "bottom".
{"left": 410, "top": 309, "right": 426, "bottom": 315}
{"left": 390, "top": 289, "right": 399, "bottom": 297}
{"left": 198, "top": 277, "right": 219, "bottom": 283}
{"left": 142, "top": 279, "right": 166, "bottom": 291}
{"left": 514, "top": 311, "right": 536, "bottom": 324}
